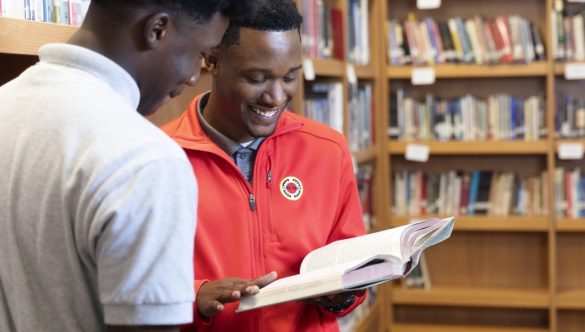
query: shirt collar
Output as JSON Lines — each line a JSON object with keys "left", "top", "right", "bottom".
{"left": 196, "top": 91, "right": 265, "bottom": 156}
{"left": 38, "top": 43, "right": 140, "bottom": 111}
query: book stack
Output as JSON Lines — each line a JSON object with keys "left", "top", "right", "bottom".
{"left": 301, "top": 0, "right": 344, "bottom": 60}
{"left": 389, "top": 89, "right": 547, "bottom": 142}
{"left": 393, "top": 170, "right": 549, "bottom": 217}
{"left": 386, "top": 14, "right": 545, "bottom": 66}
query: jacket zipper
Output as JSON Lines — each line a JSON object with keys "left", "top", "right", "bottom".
{"left": 249, "top": 194, "right": 256, "bottom": 211}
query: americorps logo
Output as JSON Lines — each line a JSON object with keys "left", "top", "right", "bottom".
{"left": 279, "top": 176, "right": 303, "bottom": 201}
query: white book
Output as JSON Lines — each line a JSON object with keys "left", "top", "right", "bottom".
{"left": 237, "top": 217, "right": 455, "bottom": 312}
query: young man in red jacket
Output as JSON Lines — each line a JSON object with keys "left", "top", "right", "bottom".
{"left": 162, "top": 0, "right": 367, "bottom": 330}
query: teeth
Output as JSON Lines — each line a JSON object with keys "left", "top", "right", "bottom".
{"left": 251, "top": 106, "right": 278, "bottom": 118}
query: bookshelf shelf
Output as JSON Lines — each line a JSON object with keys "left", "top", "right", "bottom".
{"left": 0, "top": 17, "right": 75, "bottom": 55}
{"left": 354, "top": 63, "right": 377, "bottom": 79}
{"left": 387, "top": 141, "right": 549, "bottom": 155}
{"left": 556, "top": 289, "right": 585, "bottom": 309}
{"left": 390, "top": 323, "right": 549, "bottom": 332}
{"left": 304, "top": 57, "right": 346, "bottom": 77}
{"left": 553, "top": 62, "right": 585, "bottom": 76}
{"left": 392, "top": 287, "right": 549, "bottom": 308}
{"left": 556, "top": 219, "right": 585, "bottom": 232}
{"left": 385, "top": 63, "right": 549, "bottom": 79}
{"left": 391, "top": 216, "right": 550, "bottom": 232}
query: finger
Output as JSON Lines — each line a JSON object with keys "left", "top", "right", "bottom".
{"left": 242, "top": 285, "right": 260, "bottom": 295}
{"left": 254, "top": 271, "right": 278, "bottom": 288}
{"left": 216, "top": 289, "right": 241, "bottom": 302}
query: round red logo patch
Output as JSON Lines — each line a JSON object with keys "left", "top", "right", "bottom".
{"left": 279, "top": 176, "right": 303, "bottom": 201}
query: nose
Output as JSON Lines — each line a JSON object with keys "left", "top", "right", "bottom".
{"left": 261, "top": 81, "right": 287, "bottom": 106}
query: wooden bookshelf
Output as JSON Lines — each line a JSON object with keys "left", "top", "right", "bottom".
{"left": 392, "top": 287, "right": 550, "bottom": 308}
{"left": 556, "top": 219, "right": 585, "bottom": 232}
{"left": 556, "top": 289, "right": 585, "bottom": 309}
{"left": 0, "top": 17, "right": 75, "bottom": 55}
{"left": 386, "top": 63, "right": 549, "bottom": 79}
{"left": 378, "top": 0, "right": 585, "bottom": 330}
{"left": 391, "top": 216, "right": 550, "bottom": 232}
{"left": 387, "top": 141, "right": 550, "bottom": 155}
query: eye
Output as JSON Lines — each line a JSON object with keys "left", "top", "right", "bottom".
{"left": 246, "top": 76, "right": 267, "bottom": 84}
{"left": 283, "top": 75, "right": 297, "bottom": 83}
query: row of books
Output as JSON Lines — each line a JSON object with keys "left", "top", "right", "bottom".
{"left": 0, "top": 0, "right": 89, "bottom": 25}
{"left": 386, "top": 14, "right": 545, "bottom": 66}
{"left": 388, "top": 89, "right": 546, "bottom": 142}
{"left": 552, "top": 0, "right": 585, "bottom": 62}
{"left": 348, "top": 83, "right": 374, "bottom": 151}
{"left": 393, "top": 170, "right": 548, "bottom": 217}
{"left": 300, "top": 0, "right": 343, "bottom": 60}
{"left": 304, "top": 82, "right": 344, "bottom": 134}
{"left": 554, "top": 167, "right": 585, "bottom": 218}
{"left": 556, "top": 92, "right": 585, "bottom": 139}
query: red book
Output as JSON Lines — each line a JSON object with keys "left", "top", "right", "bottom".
{"left": 495, "top": 16, "right": 514, "bottom": 63}
{"left": 331, "top": 9, "right": 344, "bottom": 60}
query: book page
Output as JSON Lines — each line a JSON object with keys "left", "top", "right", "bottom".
{"left": 300, "top": 224, "right": 410, "bottom": 273}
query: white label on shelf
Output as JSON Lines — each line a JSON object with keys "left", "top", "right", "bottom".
{"left": 411, "top": 67, "right": 436, "bottom": 85}
{"left": 564, "top": 63, "right": 585, "bottom": 80}
{"left": 346, "top": 64, "right": 357, "bottom": 84}
{"left": 405, "top": 143, "right": 430, "bottom": 162}
{"left": 417, "top": 0, "right": 441, "bottom": 9}
{"left": 558, "top": 142, "right": 584, "bottom": 160}
{"left": 303, "top": 58, "right": 315, "bottom": 81}
{"left": 568, "top": 0, "right": 585, "bottom": 3}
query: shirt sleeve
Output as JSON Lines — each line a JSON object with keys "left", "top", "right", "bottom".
{"left": 89, "top": 157, "right": 198, "bottom": 325}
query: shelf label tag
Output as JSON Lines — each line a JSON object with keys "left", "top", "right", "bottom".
{"left": 405, "top": 143, "right": 430, "bottom": 162}
{"left": 568, "top": 0, "right": 585, "bottom": 3}
{"left": 558, "top": 142, "right": 584, "bottom": 160}
{"left": 411, "top": 67, "right": 436, "bottom": 85}
{"left": 303, "top": 58, "right": 315, "bottom": 81}
{"left": 417, "top": 0, "right": 441, "bottom": 9}
{"left": 346, "top": 64, "right": 357, "bottom": 84}
{"left": 564, "top": 63, "right": 585, "bottom": 80}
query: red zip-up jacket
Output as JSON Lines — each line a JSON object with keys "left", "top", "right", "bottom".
{"left": 162, "top": 94, "right": 367, "bottom": 332}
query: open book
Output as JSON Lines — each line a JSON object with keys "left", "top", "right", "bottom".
{"left": 236, "top": 216, "right": 454, "bottom": 312}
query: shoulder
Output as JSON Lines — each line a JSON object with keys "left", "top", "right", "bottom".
{"left": 281, "top": 112, "right": 349, "bottom": 155}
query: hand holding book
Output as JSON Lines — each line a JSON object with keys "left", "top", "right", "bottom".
{"left": 237, "top": 217, "right": 455, "bottom": 312}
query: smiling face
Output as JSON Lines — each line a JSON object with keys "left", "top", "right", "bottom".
{"left": 205, "top": 28, "right": 302, "bottom": 142}
{"left": 138, "top": 12, "right": 229, "bottom": 116}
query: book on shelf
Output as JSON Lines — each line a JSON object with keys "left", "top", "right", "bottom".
{"left": 393, "top": 170, "right": 547, "bottom": 217}
{"left": 236, "top": 217, "right": 455, "bottom": 312}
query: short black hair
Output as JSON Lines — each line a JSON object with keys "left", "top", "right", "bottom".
{"left": 91, "top": 0, "right": 257, "bottom": 24}
{"left": 219, "top": 0, "right": 303, "bottom": 49}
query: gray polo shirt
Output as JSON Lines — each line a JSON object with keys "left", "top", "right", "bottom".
{"left": 196, "top": 92, "right": 264, "bottom": 182}
{"left": 0, "top": 44, "right": 197, "bottom": 331}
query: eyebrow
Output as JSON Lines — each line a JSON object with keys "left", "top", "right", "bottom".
{"left": 246, "top": 64, "right": 303, "bottom": 73}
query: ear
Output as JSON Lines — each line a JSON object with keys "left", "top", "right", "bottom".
{"left": 204, "top": 51, "right": 220, "bottom": 75}
{"left": 144, "top": 12, "right": 171, "bottom": 49}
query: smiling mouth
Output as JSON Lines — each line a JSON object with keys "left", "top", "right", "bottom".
{"left": 249, "top": 105, "right": 281, "bottom": 119}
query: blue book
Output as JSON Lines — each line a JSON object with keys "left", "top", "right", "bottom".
{"left": 467, "top": 170, "right": 481, "bottom": 215}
